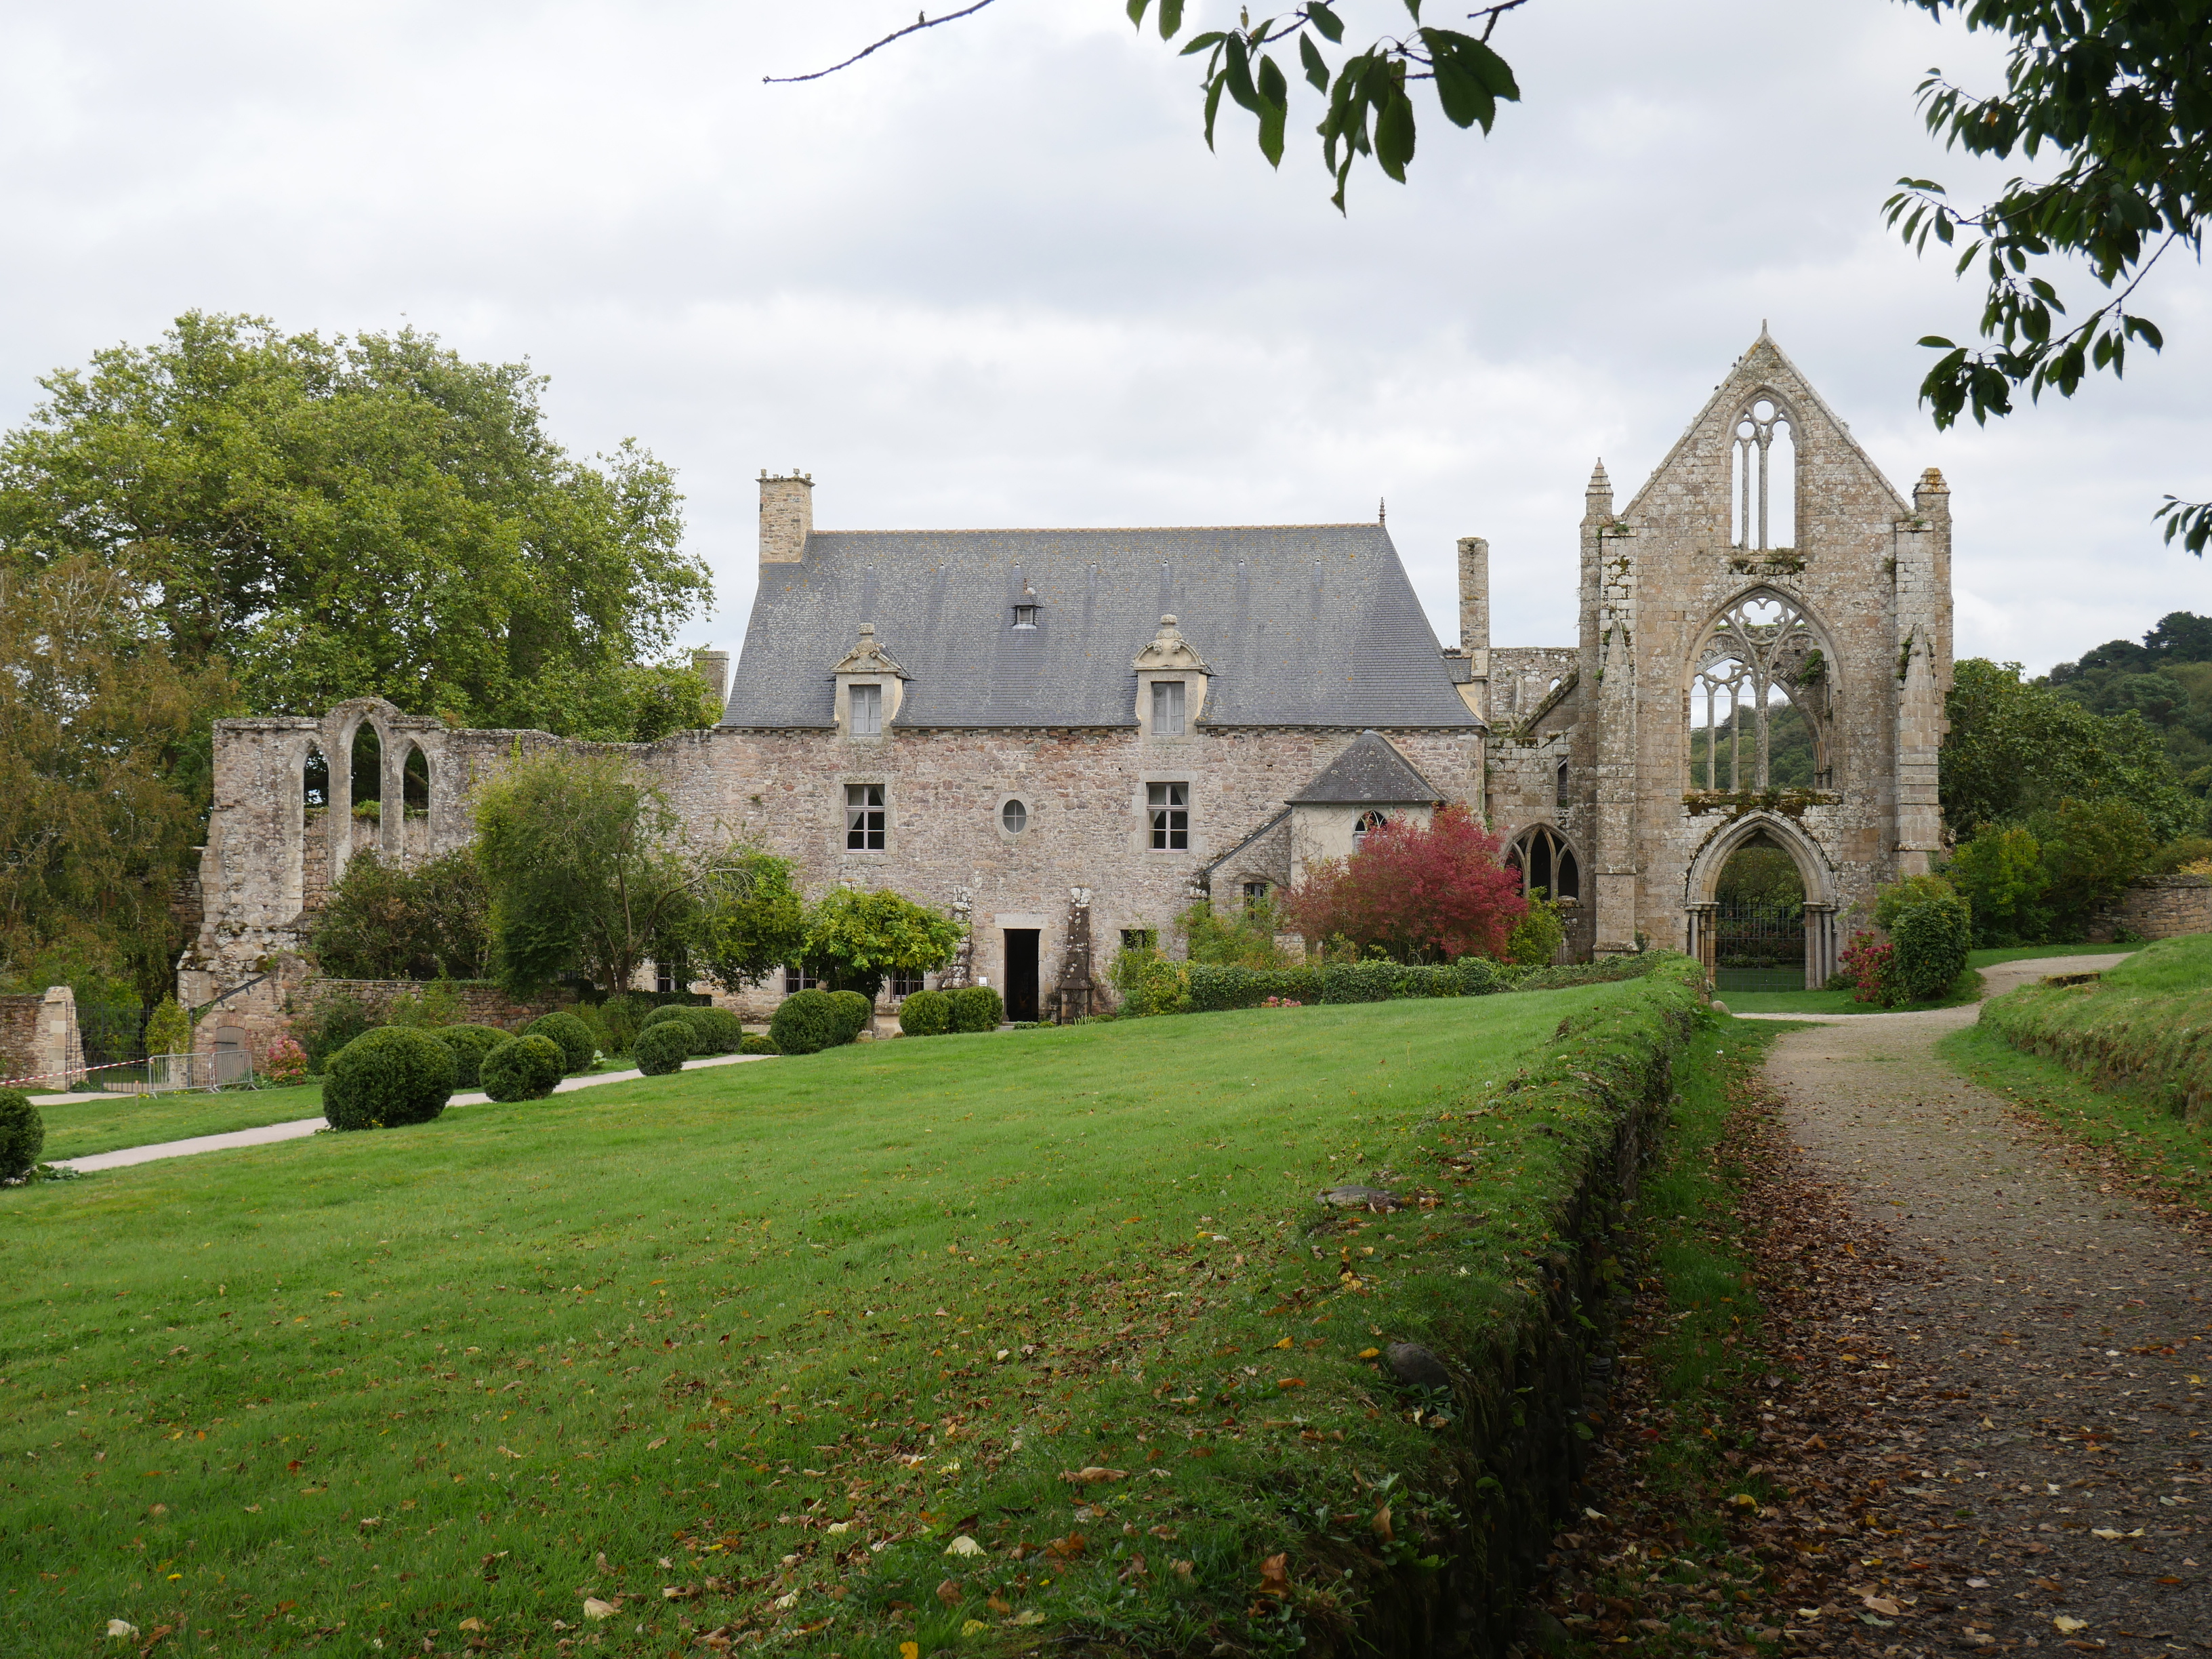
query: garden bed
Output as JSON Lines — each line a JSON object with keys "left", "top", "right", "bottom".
{"left": 0, "top": 962, "right": 1711, "bottom": 1657}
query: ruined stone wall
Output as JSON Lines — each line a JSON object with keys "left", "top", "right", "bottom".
{"left": 0, "top": 987, "right": 83, "bottom": 1089}
{"left": 1487, "top": 649, "right": 1580, "bottom": 733}
{"left": 188, "top": 706, "right": 1483, "bottom": 1024}
{"left": 1479, "top": 335, "right": 1952, "bottom": 981}
{"left": 187, "top": 955, "right": 581, "bottom": 1070}
{"left": 1595, "top": 335, "right": 1948, "bottom": 964}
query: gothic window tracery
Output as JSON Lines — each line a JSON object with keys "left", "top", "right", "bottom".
{"left": 1504, "top": 824, "right": 1580, "bottom": 903}
{"left": 1731, "top": 395, "right": 1796, "bottom": 551}
{"left": 1690, "top": 591, "right": 1832, "bottom": 792}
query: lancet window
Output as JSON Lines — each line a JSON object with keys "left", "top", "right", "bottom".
{"left": 1690, "top": 591, "right": 1832, "bottom": 792}
{"left": 1731, "top": 395, "right": 1796, "bottom": 551}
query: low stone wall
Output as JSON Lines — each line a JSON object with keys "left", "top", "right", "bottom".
{"left": 2088, "top": 874, "right": 2212, "bottom": 943}
{"left": 188, "top": 955, "right": 577, "bottom": 1070}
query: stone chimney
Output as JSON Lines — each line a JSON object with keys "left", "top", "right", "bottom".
{"left": 760, "top": 471, "right": 813, "bottom": 566}
{"left": 1456, "top": 536, "right": 1490, "bottom": 656}
{"left": 691, "top": 648, "right": 729, "bottom": 716}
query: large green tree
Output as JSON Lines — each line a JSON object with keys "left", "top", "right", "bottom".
{"left": 1941, "top": 655, "right": 2196, "bottom": 840}
{"left": 0, "top": 312, "right": 716, "bottom": 739}
{"left": 0, "top": 555, "right": 232, "bottom": 1010}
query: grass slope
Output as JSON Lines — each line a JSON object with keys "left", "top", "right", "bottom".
{"left": 1975, "top": 933, "right": 2212, "bottom": 1118}
{"left": 1, "top": 981, "right": 1673, "bottom": 1658}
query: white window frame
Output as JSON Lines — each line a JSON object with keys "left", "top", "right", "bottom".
{"left": 1150, "top": 679, "right": 1187, "bottom": 737}
{"left": 849, "top": 682, "right": 883, "bottom": 737}
{"left": 845, "top": 783, "right": 886, "bottom": 851}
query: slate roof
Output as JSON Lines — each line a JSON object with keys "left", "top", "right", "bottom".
{"left": 722, "top": 525, "right": 1481, "bottom": 731}
{"left": 1286, "top": 731, "right": 1446, "bottom": 805}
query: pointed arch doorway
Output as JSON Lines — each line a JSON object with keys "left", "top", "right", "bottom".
{"left": 1683, "top": 813, "right": 1841, "bottom": 991}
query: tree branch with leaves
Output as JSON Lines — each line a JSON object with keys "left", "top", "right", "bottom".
{"left": 1884, "top": 0, "right": 2209, "bottom": 553}
{"left": 773, "top": 2, "right": 1528, "bottom": 211}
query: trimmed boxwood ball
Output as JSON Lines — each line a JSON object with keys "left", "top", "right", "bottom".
{"left": 433, "top": 1023, "right": 508, "bottom": 1090}
{"left": 633, "top": 1020, "right": 690, "bottom": 1076}
{"left": 770, "top": 988, "right": 844, "bottom": 1055}
{"left": 525, "top": 1011, "right": 596, "bottom": 1073}
{"left": 947, "top": 985, "right": 1005, "bottom": 1033}
{"left": 479, "top": 1034, "right": 565, "bottom": 1102}
{"left": 640, "top": 1002, "right": 693, "bottom": 1031}
{"left": 0, "top": 1088, "right": 45, "bottom": 1178}
{"left": 678, "top": 1006, "right": 745, "bottom": 1056}
{"left": 897, "top": 989, "right": 951, "bottom": 1038}
{"left": 323, "top": 1027, "right": 456, "bottom": 1130}
{"left": 827, "top": 990, "right": 874, "bottom": 1042}
{"left": 739, "top": 1033, "right": 781, "bottom": 1056}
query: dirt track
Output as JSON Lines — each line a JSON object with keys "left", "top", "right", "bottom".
{"left": 1759, "top": 955, "right": 2212, "bottom": 1654}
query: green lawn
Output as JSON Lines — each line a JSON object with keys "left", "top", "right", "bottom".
{"left": 36, "top": 1085, "right": 328, "bottom": 1164}
{"left": 0, "top": 983, "right": 1665, "bottom": 1658}
{"left": 1965, "top": 941, "right": 2133, "bottom": 970}
{"left": 1719, "top": 968, "right": 1986, "bottom": 1018}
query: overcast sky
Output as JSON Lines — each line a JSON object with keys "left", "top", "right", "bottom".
{"left": 3, "top": 1, "right": 2205, "bottom": 676}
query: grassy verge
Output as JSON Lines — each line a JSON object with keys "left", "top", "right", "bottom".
{"left": 1541, "top": 1019, "right": 1793, "bottom": 1655}
{"left": 0, "top": 970, "right": 1699, "bottom": 1658}
{"left": 1975, "top": 933, "right": 2212, "bottom": 1119}
{"left": 35, "top": 1085, "right": 329, "bottom": 1163}
{"left": 1938, "top": 1023, "right": 2212, "bottom": 1208}
{"left": 1965, "top": 942, "right": 2118, "bottom": 970}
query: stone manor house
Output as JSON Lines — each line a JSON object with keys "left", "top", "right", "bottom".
{"left": 177, "top": 333, "right": 1952, "bottom": 1042}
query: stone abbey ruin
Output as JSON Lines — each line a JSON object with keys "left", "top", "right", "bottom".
{"left": 178, "top": 332, "right": 1952, "bottom": 1054}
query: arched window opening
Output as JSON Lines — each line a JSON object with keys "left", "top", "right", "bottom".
{"left": 1353, "top": 810, "right": 1387, "bottom": 848}
{"left": 402, "top": 745, "right": 430, "bottom": 817}
{"left": 1712, "top": 833, "right": 1807, "bottom": 993}
{"left": 1731, "top": 396, "right": 1796, "bottom": 551}
{"left": 303, "top": 744, "right": 329, "bottom": 812}
{"left": 1506, "top": 824, "right": 1580, "bottom": 903}
{"left": 350, "top": 724, "right": 382, "bottom": 822}
{"left": 1555, "top": 760, "right": 1570, "bottom": 810}
{"left": 1691, "top": 591, "right": 1830, "bottom": 791}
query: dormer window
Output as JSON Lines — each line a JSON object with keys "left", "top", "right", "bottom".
{"left": 1151, "top": 680, "right": 1186, "bottom": 737}
{"left": 1012, "top": 605, "right": 1039, "bottom": 629}
{"left": 850, "top": 682, "right": 882, "bottom": 736}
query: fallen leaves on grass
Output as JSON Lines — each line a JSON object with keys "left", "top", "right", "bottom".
{"left": 1059, "top": 1466, "right": 1126, "bottom": 1484}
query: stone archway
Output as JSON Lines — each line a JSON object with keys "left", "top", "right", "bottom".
{"left": 1683, "top": 811, "right": 1841, "bottom": 990}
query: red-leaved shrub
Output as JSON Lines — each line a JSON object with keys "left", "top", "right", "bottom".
{"left": 1839, "top": 930, "right": 1899, "bottom": 1006}
{"left": 1279, "top": 804, "right": 1526, "bottom": 962}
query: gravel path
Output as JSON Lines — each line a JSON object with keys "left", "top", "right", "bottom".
{"left": 1762, "top": 953, "right": 2212, "bottom": 1655}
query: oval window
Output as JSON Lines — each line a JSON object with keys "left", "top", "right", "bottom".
{"left": 1001, "top": 799, "right": 1029, "bottom": 834}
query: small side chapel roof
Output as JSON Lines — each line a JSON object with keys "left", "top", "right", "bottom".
{"left": 723, "top": 524, "right": 1479, "bottom": 731}
{"left": 1286, "top": 731, "right": 1445, "bottom": 805}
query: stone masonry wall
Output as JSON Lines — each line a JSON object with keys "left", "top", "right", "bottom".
{"left": 188, "top": 710, "right": 1484, "bottom": 1026}
{"left": 2090, "top": 876, "right": 2212, "bottom": 944}
{"left": 188, "top": 955, "right": 580, "bottom": 1071}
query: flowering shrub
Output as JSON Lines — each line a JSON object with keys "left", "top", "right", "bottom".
{"left": 1260, "top": 996, "right": 1303, "bottom": 1008}
{"left": 262, "top": 1036, "right": 308, "bottom": 1085}
{"left": 1839, "top": 931, "right": 1900, "bottom": 1006}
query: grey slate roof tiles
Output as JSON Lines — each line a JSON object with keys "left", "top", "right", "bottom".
{"left": 1285, "top": 731, "right": 1446, "bottom": 805}
{"left": 722, "top": 524, "right": 1481, "bottom": 731}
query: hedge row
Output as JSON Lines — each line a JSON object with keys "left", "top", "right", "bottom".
{"left": 1178, "top": 952, "right": 1663, "bottom": 1014}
